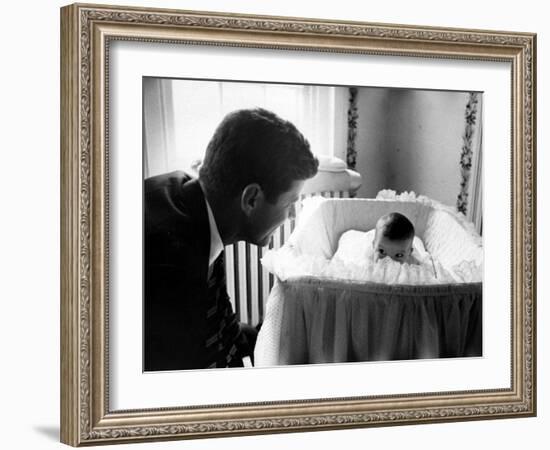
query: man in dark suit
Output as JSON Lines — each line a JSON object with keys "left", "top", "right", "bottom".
{"left": 144, "top": 108, "right": 318, "bottom": 371}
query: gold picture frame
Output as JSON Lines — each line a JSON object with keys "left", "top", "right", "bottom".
{"left": 60, "top": 2, "right": 536, "bottom": 446}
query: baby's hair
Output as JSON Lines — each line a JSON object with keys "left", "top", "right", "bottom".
{"left": 375, "top": 212, "right": 415, "bottom": 241}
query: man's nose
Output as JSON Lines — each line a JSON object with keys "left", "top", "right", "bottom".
{"left": 288, "top": 203, "right": 296, "bottom": 220}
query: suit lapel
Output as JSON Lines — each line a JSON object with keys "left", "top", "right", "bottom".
{"left": 178, "top": 176, "right": 210, "bottom": 283}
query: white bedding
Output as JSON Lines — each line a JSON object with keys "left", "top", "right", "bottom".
{"left": 262, "top": 193, "right": 483, "bottom": 285}
{"left": 255, "top": 192, "right": 484, "bottom": 367}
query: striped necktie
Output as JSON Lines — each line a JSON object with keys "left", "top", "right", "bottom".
{"left": 204, "top": 252, "right": 241, "bottom": 368}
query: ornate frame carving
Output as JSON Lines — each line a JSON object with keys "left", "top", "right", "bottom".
{"left": 60, "top": 3, "right": 536, "bottom": 446}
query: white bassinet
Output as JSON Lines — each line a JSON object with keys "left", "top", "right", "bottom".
{"left": 254, "top": 193, "right": 483, "bottom": 366}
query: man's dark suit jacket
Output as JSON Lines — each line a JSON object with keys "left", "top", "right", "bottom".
{"left": 144, "top": 171, "right": 240, "bottom": 371}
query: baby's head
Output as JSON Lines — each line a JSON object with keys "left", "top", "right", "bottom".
{"left": 373, "top": 212, "right": 415, "bottom": 263}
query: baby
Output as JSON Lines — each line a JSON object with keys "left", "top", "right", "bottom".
{"left": 372, "top": 212, "right": 419, "bottom": 265}
{"left": 332, "top": 212, "right": 424, "bottom": 266}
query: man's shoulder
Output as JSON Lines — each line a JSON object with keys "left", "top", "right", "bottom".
{"left": 144, "top": 170, "right": 193, "bottom": 195}
{"left": 144, "top": 170, "right": 208, "bottom": 248}
{"left": 145, "top": 171, "right": 201, "bottom": 222}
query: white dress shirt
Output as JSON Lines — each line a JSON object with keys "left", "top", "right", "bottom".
{"left": 204, "top": 191, "right": 253, "bottom": 367}
{"left": 204, "top": 196, "right": 224, "bottom": 276}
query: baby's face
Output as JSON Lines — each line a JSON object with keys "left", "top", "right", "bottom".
{"left": 373, "top": 235, "right": 413, "bottom": 263}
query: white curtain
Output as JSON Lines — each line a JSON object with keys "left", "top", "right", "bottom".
{"left": 143, "top": 78, "right": 347, "bottom": 178}
{"left": 143, "top": 78, "right": 177, "bottom": 178}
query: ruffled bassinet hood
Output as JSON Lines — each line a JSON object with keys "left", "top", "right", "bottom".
{"left": 262, "top": 191, "right": 483, "bottom": 286}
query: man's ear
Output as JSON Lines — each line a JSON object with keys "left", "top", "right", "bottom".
{"left": 240, "top": 183, "right": 263, "bottom": 216}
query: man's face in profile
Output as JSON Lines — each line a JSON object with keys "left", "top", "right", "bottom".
{"left": 243, "top": 179, "right": 305, "bottom": 247}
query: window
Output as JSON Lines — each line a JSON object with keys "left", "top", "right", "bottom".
{"left": 143, "top": 78, "right": 347, "bottom": 178}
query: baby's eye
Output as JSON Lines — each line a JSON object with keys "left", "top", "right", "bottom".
{"left": 377, "top": 249, "right": 385, "bottom": 255}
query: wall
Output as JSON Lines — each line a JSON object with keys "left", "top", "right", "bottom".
{"left": 355, "top": 87, "right": 472, "bottom": 207}
{"left": 354, "top": 87, "right": 389, "bottom": 197}
{"left": 0, "top": 1, "right": 546, "bottom": 450}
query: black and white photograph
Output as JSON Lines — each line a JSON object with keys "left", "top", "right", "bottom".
{"left": 143, "top": 78, "right": 483, "bottom": 372}
{"left": 55, "top": 2, "right": 537, "bottom": 447}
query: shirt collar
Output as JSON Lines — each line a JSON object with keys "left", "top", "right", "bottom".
{"left": 203, "top": 195, "right": 224, "bottom": 267}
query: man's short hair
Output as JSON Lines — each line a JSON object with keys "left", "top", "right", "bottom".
{"left": 199, "top": 108, "right": 318, "bottom": 203}
{"left": 375, "top": 212, "right": 415, "bottom": 241}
